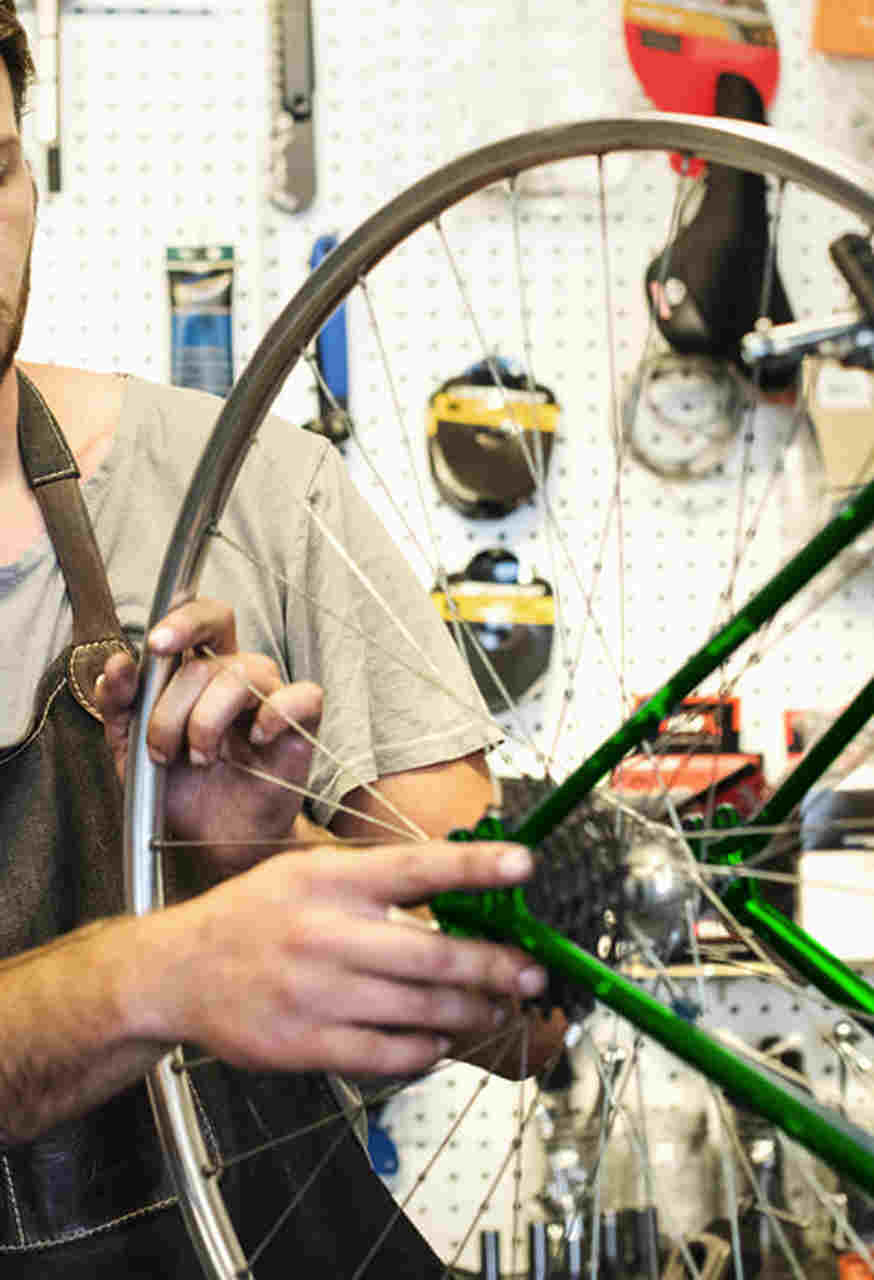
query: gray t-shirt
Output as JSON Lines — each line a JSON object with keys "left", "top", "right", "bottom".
{"left": 0, "top": 375, "right": 495, "bottom": 826}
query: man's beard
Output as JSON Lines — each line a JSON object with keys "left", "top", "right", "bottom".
{"left": 0, "top": 244, "right": 31, "bottom": 381}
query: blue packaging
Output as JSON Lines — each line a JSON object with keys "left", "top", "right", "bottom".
{"left": 167, "top": 245, "right": 235, "bottom": 397}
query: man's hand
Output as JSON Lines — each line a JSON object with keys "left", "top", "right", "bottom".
{"left": 128, "top": 839, "right": 549, "bottom": 1079}
{"left": 0, "top": 841, "right": 550, "bottom": 1142}
{"left": 97, "top": 598, "right": 321, "bottom": 875}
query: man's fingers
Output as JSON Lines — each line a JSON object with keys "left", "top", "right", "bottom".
{"left": 274, "top": 846, "right": 548, "bottom": 1002}
{"left": 301, "top": 841, "right": 537, "bottom": 908}
{"left": 148, "top": 597, "right": 237, "bottom": 658}
{"left": 147, "top": 654, "right": 281, "bottom": 765}
{"left": 269, "top": 1025, "right": 453, "bottom": 1078}
{"left": 182, "top": 656, "right": 280, "bottom": 764}
{"left": 283, "top": 956, "right": 506, "bottom": 1033}
{"left": 146, "top": 657, "right": 215, "bottom": 764}
{"left": 96, "top": 651, "right": 139, "bottom": 759}
{"left": 250, "top": 680, "right": 323, "bottom": 746}
{"left": 97, "top": 650, "right": 139, "bottom": 713}
{"left": 300, "top": 908, "right": 547, "bottom": 1004}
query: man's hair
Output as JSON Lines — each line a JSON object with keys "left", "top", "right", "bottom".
{"left": 0, "top": 2, "right": 33, "bottom": 128}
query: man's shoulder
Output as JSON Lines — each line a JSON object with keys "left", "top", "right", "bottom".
{"left": 122, "top": 376, "right": 334, "bottom": 480}
{"left": 17, "top": 364, "right": 340, "bottom": 523}
{"left": 17, "top": 362, "right": 128, "bottom": 477}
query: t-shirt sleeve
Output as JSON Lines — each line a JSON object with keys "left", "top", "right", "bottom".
{"left": 105, "top": 378, "right": 500, "bottom": 833}
{"left": 286, "top": 444, "right": 500, "bottom": 829}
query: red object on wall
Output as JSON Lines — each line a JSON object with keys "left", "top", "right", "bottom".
{"left": 623, "top": 2, "right": 780, "bottom": 115}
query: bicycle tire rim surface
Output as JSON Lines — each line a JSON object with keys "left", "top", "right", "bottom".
{"left": 123, "top": 115, "right": 874, "bottom": 1280}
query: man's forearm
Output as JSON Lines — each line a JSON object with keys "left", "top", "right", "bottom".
{"left": 0, "top": 916, "right": 169, "bottom": 1145}
{"left": 0, "top": 839, "right": 552, "bottom": 1145}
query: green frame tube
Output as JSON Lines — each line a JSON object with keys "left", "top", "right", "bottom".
{"left": 433, "top": 475, "right": 874, "bottom": 1190}
{"left": 513, "top": 477, "right": 874, "bottom": 849}
{"left": 430, "top": 885, "right": 874, "bottom": 1195}
{"left": 508, "top": 479, "right": 874, "bottom": 1016}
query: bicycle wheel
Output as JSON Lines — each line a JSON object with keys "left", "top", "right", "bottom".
{"left": 124, "top": 114, "right": 874, "bottom": 1279}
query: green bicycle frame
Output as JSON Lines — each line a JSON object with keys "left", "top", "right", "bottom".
{"left": 432, "top": 474, "right": 874, "bottom": 1191}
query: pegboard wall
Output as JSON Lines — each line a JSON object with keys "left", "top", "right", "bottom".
{"left": 380, "top": 970, "right": 874, "bottom": 1272}
{"left": 13, "top": 0, "right": 874, "bottom": 787}
{"left": 11, "top": 2, "right": 874, "bottom": 1270}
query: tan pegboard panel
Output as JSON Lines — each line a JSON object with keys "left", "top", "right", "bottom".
{"left": 18, "top": 2, "right": 270, "bottom": 382}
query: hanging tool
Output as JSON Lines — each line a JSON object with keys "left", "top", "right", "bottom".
{"left": 35, "top": 0, "right": 61, "bottom": 192}
{"left": 271, "top": 0, "right": 315, "bottom": 213}
{"left": 301, "top": 234, "right": 349, "bottom": 444}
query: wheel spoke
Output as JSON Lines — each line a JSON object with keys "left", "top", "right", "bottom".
{"left": 125, "top": 117, "right": 874, "bottom": 1279}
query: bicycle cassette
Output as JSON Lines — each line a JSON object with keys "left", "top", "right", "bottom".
{"left": 449, "top": 777, "right": 627, "bottom": 1020}
{"left": 431, "top": 549, "right": 554, "bottom": 715}
{"left": 426, "top": 358, "right": 560, "bottom": 518}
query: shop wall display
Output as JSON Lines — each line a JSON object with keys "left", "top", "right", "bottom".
{"left": 14, "top": 1, "right": 874, "bottom": 1272}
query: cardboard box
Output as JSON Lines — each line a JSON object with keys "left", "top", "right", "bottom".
{"left": 612, "top": 750, "right": 766, "bottom": 818}
{"left": 812, "top": 0, "right": 874, "bottom": 59}
{"left": 804, "top": 358, "right": 874, "bottom": 492}
{"left": 611, "top": 695, "right": 765, "bottom": 817}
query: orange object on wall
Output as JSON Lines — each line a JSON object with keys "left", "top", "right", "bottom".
{"left": 813, "top": 0, "right": 874, "bottom": 58}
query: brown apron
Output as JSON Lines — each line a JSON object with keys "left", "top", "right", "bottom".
{"left": 0, "top": 371, "right": 445, "bottom": 1277}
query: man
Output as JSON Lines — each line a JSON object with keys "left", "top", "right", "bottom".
{"left": 0, "top": 3, "right": 562, "bottom": 1274}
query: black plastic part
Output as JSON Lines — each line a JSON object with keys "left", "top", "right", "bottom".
{"left": 600, "top": 1209, "right": 622, "bottom": 1276}
{"left": 704, "top": 1216, "right": 763, "bottom": 1280}
{"left": 47, "top": 145, "right": 61, "bottom": 195}
{"left": 467, "top": 548, "right": 521, "bottom": 584}
{"left": 447, "top": 614, "right": 553, "bottom": 716}
{"left": 540, "top": 1047, "right": 575, "bottom": 1093}
{"left": 565, "top": 1231, "right": 583, "bottom": 1280}
{"left": 632, "top": 1206, "right": 661, "bottom": 1279}
{"left": 645, "top": 73, "right": 798, "bottom": 392}
{"left": 831, "top": 233, "right": 874, "bottom": 320}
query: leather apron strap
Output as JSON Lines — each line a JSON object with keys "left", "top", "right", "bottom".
{"left": 16, "top": 369, "right": 131, "bottom": 714}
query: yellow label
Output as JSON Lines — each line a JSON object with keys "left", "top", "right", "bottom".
{"left": 624, "top": 0, "right": 757, "bottom": 41}
{"left": 427, "top": 391, "right": 560, "bottom": 439}
{"left": 431, "top": 590, "right": 555, "bottom": 626}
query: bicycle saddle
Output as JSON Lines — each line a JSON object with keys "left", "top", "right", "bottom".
{"left": 645, "top": 73, "right": 799, "bottom": 392}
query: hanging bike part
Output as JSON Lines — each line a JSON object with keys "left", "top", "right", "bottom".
{"left": 426, "top": 357, "right": 560, "bottom": 518}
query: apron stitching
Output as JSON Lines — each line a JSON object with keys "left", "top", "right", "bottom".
{"left": 0, "top": 1195, "right": 179, "bottom": 1252}
{"left": 0, "top": 1156, "right": 25, "bottom": 1248}
{"left": 22, "top": 464, "right": 76, "bottom": 485}
{"left": 68, "top": 639, "right": 132, "bottom": 720}
{"left": 0, "top": 677, "right": 67, "bottom": 767}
